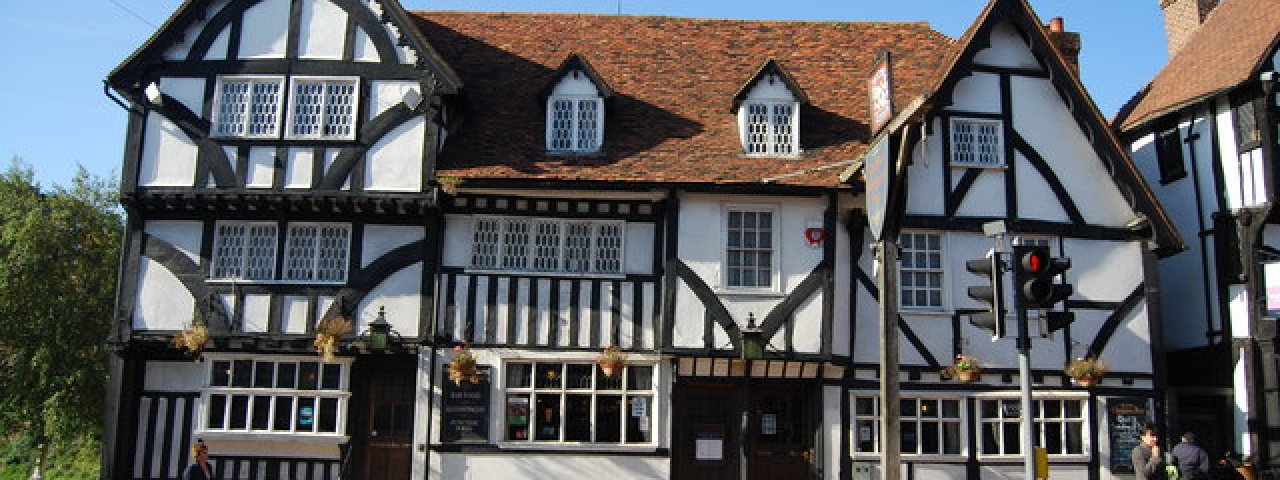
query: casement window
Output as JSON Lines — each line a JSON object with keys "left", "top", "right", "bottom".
{"left": 1234, "top": 97, "right": 1263, "bottom": 151}
{"left": 211, "top": 221, "right": 351, "bottom": 283}
{"left": 287, "top": 77, "right": 359, "bottom": 140}
{"left": 742, "top": 101, "right": 798, "bottom": 156}
{"left": 503, "top": 362, "right": 654, "bottom": 444}
{"left": 950, "top": 118, "right": 1004, "bottom": 167}
{"left": 202, "top": 358, "right": 349, "bottom": 436}
{"left": 979, "top": 398, "right": 1086, "bottom": 456}
{"left": 852, "top": 396, "right": 963, "bottom": 455}
{"left": 899, "top": 232, "right": 943, "bottom": 309}
{"left": 212, "top": 76, "right": 286, "bottom": 138}
{"left": 725, "top": 208, "right": 776, "bottom": 289}
{"left": 547, "top": 97, "right": 603, "bottom": 153}
{"left": 1155, "top": 125, "right": 1187, "bottom": 183}
{"left": 469, "top": 216, "right": 623, "bottom": 275}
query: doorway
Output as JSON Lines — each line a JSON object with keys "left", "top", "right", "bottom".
{"left": 356, "top": 368, "right": 415, "bottom": 480}
{"left": 673, "top": 381, "right": 817, "bottom": 480}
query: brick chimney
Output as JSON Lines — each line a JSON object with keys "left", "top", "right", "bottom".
{"left": 1160, "top": 0, "right": 1218, "bottom": 56}
{"left": 1045, "top": 17, "right": 1081, "bottom": 77}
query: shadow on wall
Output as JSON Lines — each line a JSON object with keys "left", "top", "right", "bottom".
{"left": 435, "top": 453, "right": 667, "bottom": 479}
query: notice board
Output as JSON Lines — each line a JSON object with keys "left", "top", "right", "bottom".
{"left": 1107, "top": 397, "right": 1151, "bottom": 473}
{"left": 441, "top": 365, "right": 490, "bottom": 443}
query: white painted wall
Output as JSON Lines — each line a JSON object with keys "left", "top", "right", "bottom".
{"left": 972, "top": 21, "right": 1042, "bottom": 71}
{"left": 352, "top": 27, "right": 380, "bottom": 63}
{"left": 358, "top": 262, "right": 423, "bottom": 337}
{"left": 246, "top": 147, "right": 276, "bottom": 188}
{"left": 362, "top": 224, "right": 426, "bottom": 268}
{"left": 285, "top": 148, "right": 314, "bottom": 188}
{"left": 281, "top": 295, "right": 310, "bottom": 334}
{"left": 947, "top": 72, "right": 1001, "bottom": 114}
{"left": 145, "top": 220, "right": 203, "bottom": 263}
{"left": 144, "top": 361, "right": 204, "bottom": 391}
{"left": 139, "top": 111, "right": 198, "bottom": 187}
{"left": 242, "top": 294, "right": 271, "bottom": 333}
{"left": 364, "top": 116, "right": 424, "bottom": 192}
{"left": 297, "top": 0, "right": 347, "bottom": 60}
{"left": 133, "top": 257, "right": 196, "bottom": 330}
{"left": 369, "top": 81, "right": 420, "bottom": 120}
{"left": 238, "top": 0, "right": 290, "bottom": 59}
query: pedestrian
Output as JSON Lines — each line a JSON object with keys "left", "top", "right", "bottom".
{"left": 1171, "top": 432, "right": 1211, "bottom": 479}
{"left": 183, "top": 438, "right": 216, "bottom": 480}
{"left": 1132, "top": 424, "right": 1168, "bottom": 479}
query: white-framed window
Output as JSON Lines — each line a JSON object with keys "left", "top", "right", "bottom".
{"left": 201, "top": 357, "right": 349, "bottom": 436}
{"left": 742, "top": 101, "right": 799, "bottom": 156}
{"left": 469, "top": 216, "right": 624, "bottom": 275}
{"left": 283, "top": 224, "right": 352, "bottom": 283}
{"left": 286, "top": 77, "right": 359, "bottom": 140}
{"left": 547, "top": 97, "right": 604, "bottom": 153}
{"left": 979, "top": 398, "right": 1087, "bottom": 456}
{"left": 725, "top": 207, "right": 777, "bottom": 290}
{"left": 950, "top": 118, "right": 1004, "bottom": 167}
{"left": 899, "top": 232, "right": 943, "bottom": 309}
{"left": 210, "top": 221, "right": 351, "bottom": 283}
{"left": 503, "top": 362, "right": 654, "bottom": 444}
{"left": 211, "top": 76, "right": 286, "bottom": 138}
{"left": 852, "top": 396, "right": 963, "bottom": 456}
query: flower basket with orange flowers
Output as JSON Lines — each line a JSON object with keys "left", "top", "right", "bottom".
{"left": 448, "top": 344, "right": 481, "bottom": 386}
{"left": 313, "top": 316, "right": 353, "bottom": 363}
{"left": 597, "top": 346, "right": 628, "bottom": 377}
{"left": 944, "top": 354, "right": 983, "bottom": 382}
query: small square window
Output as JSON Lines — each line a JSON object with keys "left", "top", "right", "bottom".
{"left": 212, "top": 76, "right": 285, "bottom": 138}
{"left": 950, "top": 118, "right": 1004, "bottom": 167}
{"left": 742, "top": 102, "right": 798, "bottom": 156}
{"left": 547, "top": 97, "right": 603, "bottom": 153}
{"left": 286, "top": 77, "right": 359, "bottom": 140}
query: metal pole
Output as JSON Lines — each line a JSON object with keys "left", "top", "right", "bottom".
{"left": 1016, "top": 278, "right": 1036, "bottom": 480}
{"left": 877, "top": 240, "right": 901, "bottom": 480}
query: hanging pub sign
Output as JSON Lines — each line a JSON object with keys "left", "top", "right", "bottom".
{"left": 868, "top": 52, "right": 894, "bottom": 135}
{"left": 864, "top": 136, "right": 892, "bottom": 241}
{"left": 441, "top": 365, "right": 491, "bottom": 443}
{"left": 1106, "top": 397, "right": 1151, "bottom": 473}
{"left": 1265, "top": 262, "right": 1280, "bottom": 317}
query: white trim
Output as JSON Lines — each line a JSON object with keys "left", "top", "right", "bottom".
{"left": 284, "top": 76, "right": 360, "bottom": 141}
{"left": 499, "top": 360, "right": 658, "bottom": 446}
{"left": 975, "top": 395, "right": 1091, "bottom": 459}
{"left": 197, "top": 355, "right": 353, "bottom": 439}
{"left": 210, "top": 75, "right": 286, "bottom": 139}
{"left": 898, "top": 230, "right": 946, "bottom": 311}
{"left": 721, "top": 204, "right": 782, "bottom": 293}
{"left": 850, "top": 393, "right": 967, "bottom": 457}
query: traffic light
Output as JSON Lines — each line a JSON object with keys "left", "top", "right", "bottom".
{"left": 1012, "top": 245, "right": 1073, "bottom": 309}
{"left": 966, "top": 251, "right": 1005, "bottom": 338}
{"left": 1041, "top": 311, "right": 1076, "bottom": 338}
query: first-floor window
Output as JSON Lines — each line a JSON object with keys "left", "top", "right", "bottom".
{"left": 210, "top": 221, "right": 351, "bottom": 283}
{"left": 980, "top": 398, "right": 1085, "bottom": 455}
{"left": 470, "top": 216, "right": 624, "bottom": 275}
{"left": 899, "top": 232, "right": 943, "bottom": 309}
{"left": 852, "top": 396, "right": 962, "bottom": 455}
{"left": 504, "top": 362, "right": 654, "bottom": 444}
{"left": 726, "top": 208, "right": 775, "bottom": 289}
{"left": 202, "top": 358, "right": 348, "bottom": 435}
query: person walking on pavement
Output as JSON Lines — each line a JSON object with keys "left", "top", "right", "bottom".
{"left": 1171, "top": 432, "right": 1211, "bottom": 479}
{"left": 1132, "top": 424, "right": 1168, "bottom": 479}
{"left": 183, "top": 438, "right": 217, "bottom": 480}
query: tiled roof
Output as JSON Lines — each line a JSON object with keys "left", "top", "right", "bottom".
{"left": 1114, "top": 0, "right": 1280, "bottom": 132}
{"left": 411, "top": 12, "right": 953, "bottom": 187}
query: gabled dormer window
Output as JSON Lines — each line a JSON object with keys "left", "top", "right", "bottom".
{"left": 733, "top": 60, "right": 808, "bottom": 157}
{"left": 544, "top": 55, "right": 612, "bottom": 154}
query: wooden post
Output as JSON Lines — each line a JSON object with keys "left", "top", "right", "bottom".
{"left": 877, "top": 240, "right": 901, "bottom": 480}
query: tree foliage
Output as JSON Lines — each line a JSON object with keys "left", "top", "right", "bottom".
{"left": 0, "top": 158, "right": 121, "bottom": 450}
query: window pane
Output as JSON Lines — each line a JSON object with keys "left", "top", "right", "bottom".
{"left": 566, "top": 364, "right": 594, "bottom": 389}
{"left": 900, "top": 399, "right": 917, "bottom": 417}
{"left": 595, "top": 395, "right": 622, "bottom": 443}
{"left": 322, "top": 363, "right": 341, "bottom": 390}
{"left": 229, "top": 394, "right": 250, "bottom": 430}
{"left": 207, "top": 394, "right": 227, "bottom": 429}
{"left": 565, "top": 394, "right": 593, "bottom": 442}
{"left": 299, "top": 362, "right": 319, "bottom": 390}
{"left": 232, "top": 360, "right": 252, "bottom": 388}
{"left": 1066, "top": 422, "right": 1084, "bottom": 454}
{"left": 596, "top": 366, "right": 624, "bottom": 390}
{"left": 535, "top": 363, "right": 563, "bottom": 389}
{"left": 211, "top": 361, "right": 231, "bottom": 387}
{"left": 276, "top": 363, "right": 297, "bottom": 389}
{"left": 318, "top": 398, "right": 339, "bottom": 433}
{"left": 507, "top": 363, "right": 532, "bottom": 388}
{"left": 942, "top": 400, "right": 960, "bottom": 418}
{"left": 254, "top": 361, "right": 274, "bottom": 388}
{"left": 857, "top": 419, "right": 876, "bottom": 452}
{"left": 921, "top": 421, "right": 940, "bottom": 454}
{"left": 626, "top": 396, "right": 652, "bottom": 443}
{"left": 982, "top": 423, "right": 999, "bottom": 454}
{"left": 506, "top": 394, "right": 531, "bottom": 441}
{"left": 535, "top": 394, "right": 561, "bottom": 441}
{"left": 855, "top": 397, "right": 875, "bottom": 416}
{"left": 273, "top": 396, "right": 294, "bottom": 431}
{"left": 1003, "top": 422, "right": 1020, "bottom": 454}
{"left": 1065, "top": 400, "right": 1082, "bottom": 418}
{"left": 627, "top": 366, "right": 653, "bottom": 390}
{"left": 901, "top": 421, "right": 918, "bottom": 453}
{"left": 1044, "top": 421, "right": 1063, "bottom": 454}
{"left": 251, "top": 395, "right": 271, "bottom": 430}
{"left": 296, "top": 397, "right": 316, "bottom": 432}
{"left": 1043, "top": 400, "right": 1061, "bottom": 418}
{"left": 943, "top": 423, "right": 961, "bottom": 455}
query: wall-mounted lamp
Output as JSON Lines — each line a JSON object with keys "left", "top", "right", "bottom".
{"left": 741, "top": 313, "right": 765, "bottom": 360}
{"left": 363, "top": 306, "right": 401, "bottom": 353}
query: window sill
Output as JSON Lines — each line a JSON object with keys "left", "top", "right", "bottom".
{"left": 852, "top": 454, "right": 968, "bottom": 463}
{"left": 462, "top": 269, "right": 628, "bottom": 280}
{"left": 899, "top": 308, "right": 951, "bottom": 317}
{"left": 948, "top": 163, "right": 1007, "bottom": 170}
{"left": 206, "top": 279, "right": 347, "bottom": 286}
{"left": 715, "top": 288, "right": 785, "bottom": 298}
{"left": 194, "top": 431, "right": 349, "bottom": 444}
{"left": 496, "top": 442, "right": 662, "bottom": 453}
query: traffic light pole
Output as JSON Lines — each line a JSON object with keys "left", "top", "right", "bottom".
{"left": 1015, "top": 295, "right": 1036, "bottom": 480}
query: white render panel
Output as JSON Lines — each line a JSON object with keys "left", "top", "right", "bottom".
{"left": 831, "top": 200, "right": 854, "bottom": 357}
{"left": 204, "top": 24, "right": 231, "bottom": 61}
{"left": 352, "top": 27, "right": 379, "bottom": 63}
{"left": 1229, "top": 284, "right": 1251, "bottom": 339}
{"left": 218, "top": 294, "right": 236, "bottom": 324}
{"left": 297, "top": 0, "right": 347, "bottom": 59}
{"left": 362, "top": 225, "right": 426, "bottom": 268}
{"left": 534, "top": 278, "right": 552, "bottom": 345}
{"left": 905, "top": 121, "right": 945, "bottom": 216}
{"left": 1266, "top": 224, "right": 1280, "bottom": 250}
{"left": 618, "top": 281, "right": 637, "bottom": 348}
{"left": 324, "top": 148, "right": 349, "bottom": 190}
{"left": 953, "top": 171, "right": 1007, "bottom": 218}
{"left": 494, "top": 278, "right": 512, "bottom": 344}
{"left": 133, "top": 258, "right": 195, "bottom": 331}
{"left": 470, "top": 276, "right": 491, "bottom": 344}
{"left": 1102, "top": 302, "right": 1153, "bottom": 372}
{"left": 624, "top": 223, "right": 655, "bottom": 274}
{"left": 245, "top": 146, "right": 275, "bottom": 188}
{"left": 1217, "top": 98, "right": 1245, "bottom": 210}
{"left": 672, "top": 280, "right": 706, "bottom": 348}
{"left": 1012, "top": 75, "right": 1134, "bottom": 227}
{"left": 551, "top": 73, "right": 602, "bottom": 97}
{"left": 1013, "top": 152, "right": 1072, "bottom": 223}
{"left": 823, "top": 386, "right": 841, "bottom": 479}
{"left": 1235, "top": 354, "right": 1252, "bottom": 455}
{"left": 281, "top": 295, "right": 310, "bottom": 334}
{"left": 160, "top": 77, "right": 206, "bottom": 116}
{"left": 238, "top": 0, "right": 290, "bottom": 59}
{"left": 364, "top": 116, "right": 425, "bottom": 192}
{"left": 145, "top": 220, "right": 203, "bottom": 263}
{"left": 370, "top": 81, "right": 419, "bottom": 120}
{"left": 284, "top": 148, "right": 314, "bottom": 188}
{"left": 972, "top": 21, "right": 1041, "bottom": 70}
{"left": 1064, "top": 239, "right": 1143, "bottom": 303}
{"left": 241, "top": 294, "right": 270, "bottom": 333}
{"left": 945, "top": 72, "right": 1001, "bottom": 113}
{"left": 144, "top": 361, "right": 204, "bottom": 391}
{"left": 139, "top": 111, "right": 198, "bottom": 187}
{"left": 358, "top": 262, "right": 423, "bottom": 338}
{"left": 791, "top": 291, "right": 823, "bottom": 353}
{"left": 853, "top": 239, "right": 880, "bottom": 364}
{"left": 441, "top": 214, "right": 473, "bottom": 267}
{"left": 575, "top": 279, "right": 592, "bottom": 347}
{"left": 316, "top": 296, "right": 334, "bottom": 323}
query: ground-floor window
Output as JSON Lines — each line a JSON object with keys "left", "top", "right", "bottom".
{"left": 504, "top": 362, "right": 654, "bottom": 444}
{"left": 201, "top": 357, "right": 349, "bottom": 435}
{"left": 852, "top": 396, "right": 963, "bottom": 455}
{"left": 979, "top": 398, "right": 1086, "bottom": 456}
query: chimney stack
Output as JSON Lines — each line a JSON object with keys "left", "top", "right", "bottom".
{"left": 1045, "top": 17, "right": 1081, "bottom": 77}
{"left": 1160, "top": 0, "right": 1218, "bottom": 56}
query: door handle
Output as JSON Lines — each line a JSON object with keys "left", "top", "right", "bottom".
{"left": 802, "top": 449, "right": 813, "bottom": 463}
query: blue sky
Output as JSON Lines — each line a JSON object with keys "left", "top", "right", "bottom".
{"left": 0, "top": 0, "right": 1170, "bottom": 189}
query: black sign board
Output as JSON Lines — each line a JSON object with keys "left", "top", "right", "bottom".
{"left": 441, "top": 365, "right": 490, "bottom": 443}
{"left": 1107, "top": 397, "right": 1151, "bottom": 473}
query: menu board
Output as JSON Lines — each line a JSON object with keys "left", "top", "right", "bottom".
{"left": 1107, "top": 398, "right": 1151, "bottom": 473}
{"left": 441, "top": 365, "right": 490, "bottom": 443}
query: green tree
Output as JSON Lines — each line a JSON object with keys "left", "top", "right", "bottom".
{"left": 0, "top": 158, "right": 121, "bottom": 477}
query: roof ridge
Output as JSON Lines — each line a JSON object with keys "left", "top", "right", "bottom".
{"left": 411, "top": 10, "right": 936, "bottom": 28}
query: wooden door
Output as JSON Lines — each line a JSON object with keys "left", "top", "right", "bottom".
{"left": 750, "top": 388, "right": 812, "bottom": 480}
{"left": 673, "top": 383, "right": 741, "bottom": 480}
{"left": 360, "top": 370, "right": 415, "bottom": 480}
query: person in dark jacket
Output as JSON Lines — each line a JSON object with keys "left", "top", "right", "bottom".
{"left": 1132, "top": 424, "right": 1167, "bottom": 479}
{"left": 182, "top": 439, "right": 216, "bottom": 480}
{"left": 1171, "top": 432, "right": 1211, "bottom": 479}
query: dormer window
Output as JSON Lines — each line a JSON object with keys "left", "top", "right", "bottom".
{"left": 733, "top": 61, "right": 807, "bottom": 157}
{"left": 543, "top": 55, "right": 612, "bottom": 154}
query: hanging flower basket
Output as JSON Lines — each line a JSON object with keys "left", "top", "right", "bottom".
{"left": 946, "top": 354, "right": 982, "bottom": 383}
{"left": 448, "top": 344, "right": 481, "bottom": 386}
{"left": 172, "top": 323, "right": 209, "bottom": 360}
{"left": 597, "top": 345, "right": 628, "bottom": 378}
{"left": 1065, "top": 357, "right": 1107, "bottom": 387}
{"left": 313, "top": 316, "right": 353, "bottom": 363}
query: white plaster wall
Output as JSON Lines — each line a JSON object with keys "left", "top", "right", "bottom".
{"left": 238, "top": 0, "right": 290, "bottom": 59}
{"left": 946, "top": 72, "right": 1001, "bottom": 113}
{"left": 671, "top": 281, "right": 707, "bottom": 348}
{"left": 370, "top": 81, "right": 419, "bottom": 120}
{"left": 205, "top": 26, "right": 230, "bottom": 61}
{"left": 551, "top": 73, "right": 602, "bottom": 97}
{"left": 325, "top": 148, "right": 349, "bottom": 190}
{"left": 853, "top": 236, "right": 879, "bottom": 364}
{"left": 1100, "top": 302, "right": 1153, "bottom": 372}
{"left": 1234, "top": 353, "right": 1252, "bottom": 455}
{"left": 362, "top": 225, "right": 426, "bottom": 268}
{"left": 823, "top": 385, "right": 842, "bottom": 478}
{"left": 281, "top": 295, "right": 310, "bottom": 334}
{"left": 1012, "top": 75, "right": 1135, "bottom": 227}
{"left": 1265, "top": 224, "right": 1280, "bottom": 250}
{"left": 285, "top": 148, "right": 314, "bottom": 188}
{"left": 1216, "top": 97, "right": 1245, "bottom": 210}
{"left": 790, "top": 292, "right": 824, "bottom": 353}
{"left": 972, "top": 21, "right": 1042, "bottom": 70}
{"left": 905, "top": 119, "right": 945, "bottom": 216}
{"left": 1064, "top": 239, "right": 1143, "bottom": 303}
{"left": 1014, "top": 152, "right": 1072, "bottom": 223}
{"left": 441, "top": 214, "right": 473, "bottom": 267}
{"left": 145, "top": 220, "right": 203, "bottom": 263}
{"left": 1228, "top": 284, "right": 1250, "bottom": 339}
{"left": 358, "top": 262, "right": 422, "bottom": 337}
{"left": 364, "top": 116, "right": 424, "bottom": 192}
{"left": 953, "top": 172, "right": 1007, "bottom": 218}
{"left": 139, "top": 111, "right": 198, "bottom": 187}
{"left": 133, "top": 257, "right": 195, "bottom": 330}
{"left": 144, "top": 361, "right": 204, "bottom": 391}
{"left": 352, "top": 27, "right": 379, "bottom": 62}
{"left": 161, "top": 77, "right": 206, "bottom": 115}
{"left": 831, "top": 198, "right": 856, "bottom": 357}
{"left": 624, "top": 223, "right": 655, "bottom": 275}
{"left": 297, "top": 0, "right": 346, "bottom": 59}
{"left": 242, "top": 294, "right": 271, "bottom": 333}
{"left": 245, "top": 146, "right": 276, "bottom": 188}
